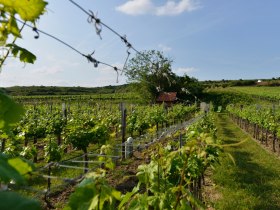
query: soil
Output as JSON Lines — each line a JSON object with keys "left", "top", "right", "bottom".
{"left": 106, "top": 151, "right": 147, "bottom": 194}
{"left": 201, "top": 169, "right": 222, "bottom": 210}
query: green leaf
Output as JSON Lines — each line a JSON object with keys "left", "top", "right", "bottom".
{"left": 7, "top": 16, "right": 21, "bottom": 38}
{"left": 6, "top": 43, "right": 36, "bottom": 64}
{"left": 88, "top": 195, "right": 99, "bottom": 210}
{"left": 8, "top": 157, "right": 34, "bottom": 176}
{"left": 0, "top": 191, "right": 41, "bottom": 210}
{"left": 65, "top": 184, "right": 94, "bottom": 210}
{"left": 0, "top": 0, "right": 48, "bottom": 22}
{"left": 0, "top": 154, "right": 25, "bottom": 184}
{"left": 118, "top": 183, "right": 140, "bottom": 209}
{"left": 0, "top": 24, "right": 9, "bottom": 46}
{"left": 0, "top": 91, "right": 24, "bottom": 132}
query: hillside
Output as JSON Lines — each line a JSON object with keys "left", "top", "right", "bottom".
{"left": 0, "top": 84, "right": 132, "bottom": 96}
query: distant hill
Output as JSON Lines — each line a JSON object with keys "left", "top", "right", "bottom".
{"left": 0, "top": 84, "right": 132, "bottom": 96}
{"left": 1, "top": 78, "right": 279, "bottom": 96}
{"left": 201, "top": 78, "right": 280, "bottom": 88}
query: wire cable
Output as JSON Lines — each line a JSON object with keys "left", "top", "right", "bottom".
{"left": 67, "top": 0, "right": 154, "bottom": 65}
{"left": 13, "top": 17, "right": 123, "bottom": 81}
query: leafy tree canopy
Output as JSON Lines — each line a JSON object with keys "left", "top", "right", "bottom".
{"left": 125, "top": 50, "right": 177, "bottom": 102}
{"left": 125, "top": 50, "right": 204, "bottom": 102}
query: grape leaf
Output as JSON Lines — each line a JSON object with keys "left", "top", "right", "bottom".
{"left": 0, "top": 0, "right": 48, "bottom": 22}
{"left": 0, "top": 154, "right": 25, "bottom": 184}
{"left": 0, "top": 91, "right": 24, "bottom": 132}
{"left": 0, "top": 191, "right": 41, "bottom": 210}
{"left": 8, "top": 157, "right": 34, "bottom": 176}
{"left": 7, "top": 16, "right": 21, "bottom": 38}
{"left": 0, "top": 23, "right": 9, "bottom": 46}
{"left": 6, "top": 43, "right": 36, "bottom": 64}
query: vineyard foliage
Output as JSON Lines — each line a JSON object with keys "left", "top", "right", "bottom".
{"left": 65, "top": 114, "right": 220, "bottom": 209}
{"left": 205, "top": 86, "right": 280, "bottom": 110}
{"left": 224, "top": 86, "right": 280, "bottom": 101}
{"left": 1, "top": 102, "right": 197, "bottom": 160}
{"left": 227, "top": 104, "right": 280, "bottom": 154}
{"left": 0, "top": 0, "right": 48, "bottom": 209}
{"left": 0, "top": 99, "right": 201, "bottom": 209}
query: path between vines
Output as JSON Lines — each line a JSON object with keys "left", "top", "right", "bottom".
{"left": 204, "top": 113, "right": 280, "bottom": 209}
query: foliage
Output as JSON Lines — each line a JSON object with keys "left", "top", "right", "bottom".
{"left": 0, "top": 0, "right": 48, "bottom": 67}
{"left": 20, "top": 145, "right": 37, "bottom": 159}
{"left": 66, "top": 116, "right": 109, "bottom": 153}
{"left": 2, "top": 84, "right": 136, "bottom": 96}
{"left": 125, "top": 50, "right": 204, "bottom": 102}
{"left": 44, "top": 136, "right": 64, "bottom": 162}
{"left": 0, "top": 1, "right": 47, "bottom": 209}
{"left": 223, "top": 86, "right": 280, "bottom": 101}
{"left": 125, "top": 50, "right": 176, "bottom": 102}
{"left": 6, "top": 43, "right": 36, "bottom": 64}
{"left": 203, "top": 90, "right": 254, "bottom": 111}
{"left": 64, "top": 114, "right": 220, "bottom": 209}
{"left": 0, "top": 153, "right": 33, "bottom": 184}
{"left": 0, "top": 153, "right": 40, "bottom": 209}
{"left": 0, "top": 191, "right": 41, "bottom": 210}
{"left": 65, "top": 170, "right": 121, "bottom": 210}
{"left": 0, "top": 91, "right": 24, "bottom": 132}
{"left": 227, "top": 104, "right": 280, "bottom": 139}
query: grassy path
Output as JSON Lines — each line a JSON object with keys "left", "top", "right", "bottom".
{"left": 209, "top": 113, "right": 280, "bottom": 209}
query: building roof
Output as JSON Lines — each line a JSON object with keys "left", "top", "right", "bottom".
{"left": 156, "top": 92, "right": 177, "bottom": 102}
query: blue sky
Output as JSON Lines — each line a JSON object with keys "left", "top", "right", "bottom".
{"left": 1, "top": 0, "right": 280, "bottom": 87}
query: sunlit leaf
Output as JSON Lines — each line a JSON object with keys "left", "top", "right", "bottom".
{"left": 88, "top": 195, "right": 99, "bottom": 210}
{"left": 0, "top": 91, "right": 24, "bottom": 132}
{"left": 7, "top": 16, "right": 21, "bottom": 37}
{"left": 6, "top": 43, "right": 36, "bottom": 64}
{"left": 8, "top": 157, "right": 34, "bottom": 176}
{"left": 0, "top": 154, "right": 25, "bottom": 184}
{"left": 0, "top": 0, "right": 48, "bottom": 22}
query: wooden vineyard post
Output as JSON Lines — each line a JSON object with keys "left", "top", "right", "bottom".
{"left": 1, "top": 139, "right": 6, "bottom": 152}
{"left": 120, "top": 103, "right": 127, "bottom": 159}
{"left": 47, "top": 164, "right": 51, "bottom": 195}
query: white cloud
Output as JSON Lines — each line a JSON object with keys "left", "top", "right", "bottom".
{"left": 156, "top": 0, "right": 199, "bottom": 16}
{"left": 158, "top": 44, "right": 172, "bottom": 52}
{"left": 174, "top": 67, "right": 198, "bottom": 76}
{"left": 115, "top": 0, "right": 153, "bottom": 15}
{"left": 116, "top": 0, "right": 200, "bottom": 16}
{"left": 31, "top": 65, "right": 64, "bottom": 75}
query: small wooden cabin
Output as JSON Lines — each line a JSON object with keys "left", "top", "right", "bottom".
{"left": 156, "top": 92, "right": 177, "bottom": 107}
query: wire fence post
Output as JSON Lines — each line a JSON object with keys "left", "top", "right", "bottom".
{"left": 47, "top": 164, "right": 51, "bottom": 193}
{"left": 120, "top": 102, "right": 127, "bottom": 159}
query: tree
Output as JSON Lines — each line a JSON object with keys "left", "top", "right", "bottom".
{"left": 177, "top": 74, "right": 204, "bottom": 102}
{"left": 125, "top": 50, "right": 177, "bottom": 102}
{"left": 125, "top": 50, "right": 204, "bottom": 103}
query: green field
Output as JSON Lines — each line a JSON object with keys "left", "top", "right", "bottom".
{"left": 223, "top": 86, "right": 280, "bottom": 100}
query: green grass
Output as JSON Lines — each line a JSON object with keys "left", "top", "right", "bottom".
{"left": 211, "top": 113, "right": 280, "bottom": 209}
